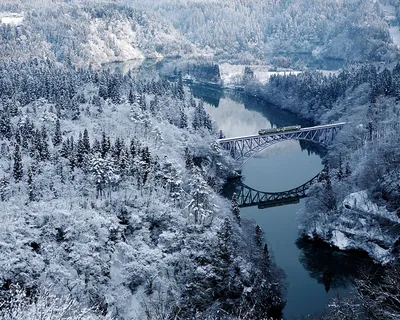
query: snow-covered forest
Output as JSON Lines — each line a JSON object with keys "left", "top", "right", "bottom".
{"left": 2, "top": 0, "right": 400, "bottom": 318}
{"left": 0, "top": 0, "right": 398, "bottom": 67}
{"left": 0, "top": 60, "right": 286, "bottom": 318}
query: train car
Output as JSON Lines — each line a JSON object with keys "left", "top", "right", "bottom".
{"left": 258, "top": 125, "right": 301, "bottom": 135}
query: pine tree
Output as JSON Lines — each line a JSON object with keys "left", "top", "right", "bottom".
{"left": 337, "top": 154, "right": 343, "bottom": 181}
{"left": 345, "top": 162, "right": 351, "bottom": 177}
{"left": 92, "top": 139, "right": 101, "bottom": 154}
{"left": 176, "top": 72, "right": 184, "bottom": 100}
{"left": 188, "top": 167, "right": 212, "bottom": 224}
{"left": 128, "top": 88, "right": 135, "bottom": 105}
{"left": 139, "top": 94, "right": 146, "bottom": 112}
{"left": 185, "top": 147, "right": 194, "bottom": 170}
{"left": 83, "top": 128, "right": 90, "bottom": 153}
{"left": 113, "top": 137, "right": 123, "bottom": 160}
{"left": 149, "top": 96, "right": 159, "bottom": 115}
{"left": 0, "top": 175, "right": 9, "bottom": 201}
{"left": 101, "top": 132, "right": 110, "bottom": 158}
{"left": 76, "top": 132, "right": 85, "bottom": 166}
{"left": 217, "top": 218, "right": 233, "bottom": 265}
{"left": 13, "top": 144, "right": 23, "bottom": 182}
{"left": 140, "top": 147, "right": 151, "bottom": 185}
{"left": 255, "top": 225, "right": 263, "bottom": 247}
{"left": 53, "top": 118, "right": 62, "bottom": 146}
{"left": 179, "top": 109, "right": 188, "bottom": 129}
{"left": 130, "top": 138, "right": 137, "bottom": 158}
{"left": 231, "top": 192, "right": 241, "bottom": 226}
{"left": 0, "top": 112, "right": 12, "bottom": 139}
{"left": 262, "top": 244, "right": 270, "bottom": 270}
{"left": 27, "top": 167, "right": 35, "bottom": 202}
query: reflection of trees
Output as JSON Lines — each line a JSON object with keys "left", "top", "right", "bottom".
{"left": 296, "top": 237, "right": 381, "bottom": 292}
{"left": 188, "top": 83, "right": 224, "bottom": 108}
{"left": 299, "top": 140, "right": 326, "bottom": 158}
{"left": 228, "top": 90, "right": 314, "bottom": 129}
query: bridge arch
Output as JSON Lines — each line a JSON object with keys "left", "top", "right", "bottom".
{"left": 235, "top": 171, "right": 323, "bottom": 209}
{"left": 240, "top": 137, "right": 327, "bottom": 165}
{"left": 218, "top": 123, "right": 345, "bottom": 164}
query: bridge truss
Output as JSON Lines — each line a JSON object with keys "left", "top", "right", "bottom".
{"left": 236, "top": 172, "right": 322, "bottom": 209}
{"left": 218, "top": 123, "right": 345, "bottom": 163}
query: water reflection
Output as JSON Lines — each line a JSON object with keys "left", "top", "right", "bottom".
{"left": 296, "top": 238, "right": 380, "bottom": 293}
{"left": 190, "top": 83, "right": 224, "bottom": 108}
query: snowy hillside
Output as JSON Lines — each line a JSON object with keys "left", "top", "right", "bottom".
{"left": 0, "top": 0, "right": 398, "bottom": 67}
{"left": 0, "top": 59, "right": 285, "bottom": 319}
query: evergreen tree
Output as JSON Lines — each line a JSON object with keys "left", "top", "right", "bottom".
{"left": 76, "top": 132, "right": 85, "bottom": 166}
{"left": 216, "top": 218, "right": 233, "bottom": 265}
{"left": 262, "top": 244, "right": 270, "bottom": 271}
{"left": 140, "top": 147, "right": 151, "bottom": 185}
{"left": 231, "top": 192, "right": 241, "bottom": 226}
{"left": 0, "top": 175, "right": 9, "bottom": 201}
{"left": 13, "top": 144, "right": 23, "bottom": 182}
{"left": 176, "top": 72, "right": 184, "bottom": 100}
{"left": 128, "top": 87, "right": 135, "bottom": 105}
{"left": 53, "top": 118, "right": 62, "bottom": 147}
{"left": 149, "top": 96, "right": 159, "bottom": 115}
{"left": 101, "top": 132, "right": 110, "bottom": 158}
{"left": 185, "top": 147, "right": 194, "bottom": 170}
{"left": 92, "top": 139, "right": 101, "bottom": 154}
{"left": 15, "top": 130, "right": 21, "bottom": 146}
{"left": 27, "top": 167, "right": 35, "bottom": 202}
{"left": 345, "top": 162, "right": 351, "bottom": 178}
{"left": 83, "top": 128, "right": 90, "bottom": 153}
{"left": 130, "top": 138, "right": 137, "bottom": 159}
{"left": 255, "top": 225, "right": 263, "bottom": 247}
{"left": 0, "top": 112, "right": 12, "bottom": 139}
{"left": 179, "top": 109, "right": 188, "bottom": 129}
{"left": 113, "top": 137, "right": 123, "bottom": 160}
{"left": 337, "top": 154, "right": 343, "bottom": 181}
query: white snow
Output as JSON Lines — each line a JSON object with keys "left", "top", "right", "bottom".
{"left": 0, "top": 13, "right": 24, "bottom": 26}
{"left": 342, "top": 190, "right": 379, "bottom": 213}
{"left": 378, "top": 2, "right": 400, "bottom": 49}
{"left": 84, "top": 18, "right": 145, "bottom": 66}
{"left": 330, "top": 230, "right": 349, "bottom": 250}
{"left": 389, "top": 27, "right": 400, "bottom": 49}
{"left": 219, "top": 63, "right": 302, "bottom": 87}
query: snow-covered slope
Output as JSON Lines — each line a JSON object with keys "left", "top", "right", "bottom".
{"left": 0, "top": 0, "right": 398, "bottom": 67}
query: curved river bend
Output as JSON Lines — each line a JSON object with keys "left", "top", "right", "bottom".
{"left": 190, "top": 85, "right": 359, "bottom": 319}
{"left": 107, "top": 60, "right": 371, "bottom": 319}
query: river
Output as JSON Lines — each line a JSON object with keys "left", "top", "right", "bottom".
{"left": 190, "top": 84, "right": 360, "bottom": 319}
{"left": 108, "top": 59, "right": 371, "bottom": 319}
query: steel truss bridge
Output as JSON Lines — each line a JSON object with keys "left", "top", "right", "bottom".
{"left": 218, "top": 122, "right": 346, "bottom": 163}
{"left": 236, "top": 172, "right": 323, "bottom": 209}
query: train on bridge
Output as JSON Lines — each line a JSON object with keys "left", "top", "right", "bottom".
{"left": 258, "top": 125, "right": 301, "bottom": 135}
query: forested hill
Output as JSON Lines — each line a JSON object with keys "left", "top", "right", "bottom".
{"left": 0, "top": 0, "right": 398, "bottom": 66}
{"left": 0, "top": 59, "right": 285, "bottom": 319}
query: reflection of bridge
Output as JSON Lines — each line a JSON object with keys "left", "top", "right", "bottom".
{"left": 218, "top": 123, "right": 345, "bottom": 163}
{"left": 236, "top": 172, "right": 322, "bottom": 209}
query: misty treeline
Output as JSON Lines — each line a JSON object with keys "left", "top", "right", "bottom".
{"left": 249, "top": 63, "right": 400, "bottom": 318}
{"left": 0, "top": 59, "right": 285, "bottom": 319}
